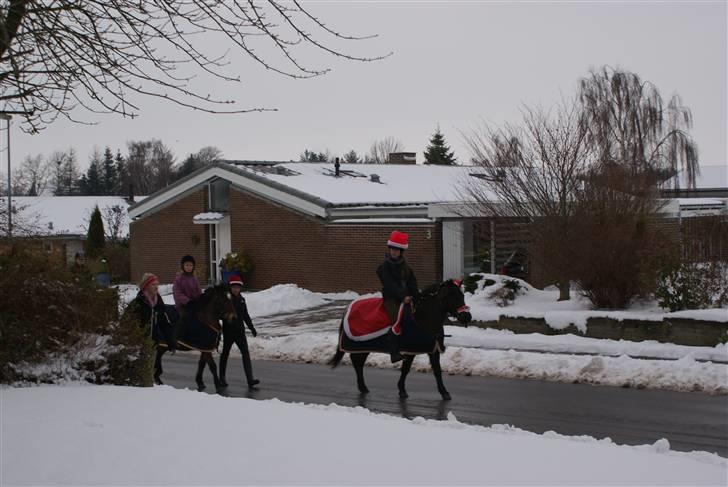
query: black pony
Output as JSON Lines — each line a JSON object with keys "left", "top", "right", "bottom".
{"left": 160, "top": 285, "right": 236, "bottom": 392}
{"left": 329, "top": 279, "right": 472, "bottom": 400}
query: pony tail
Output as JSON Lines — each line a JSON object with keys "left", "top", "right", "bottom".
{"left": 328, "top": 350, "right": 345, "bottom": 368}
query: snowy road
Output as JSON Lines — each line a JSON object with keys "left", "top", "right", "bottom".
{"left": 160, "top": 353, "right": 728, "bottom": 457}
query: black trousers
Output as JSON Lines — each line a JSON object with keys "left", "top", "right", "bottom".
{"left": 219, "top": 333, "right": 255, "bottom": 384}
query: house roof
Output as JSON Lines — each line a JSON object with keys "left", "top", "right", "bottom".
{"left": 12, "top": 196, "right": 133, "bottom": 238}
{"left": 129, "top": 161, "right": 483, "bottom": 221}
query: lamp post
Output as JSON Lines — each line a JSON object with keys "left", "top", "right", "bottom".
{"left": 0, "top": 113, "right": 11, "bottom": 238}
{"left": 0, "top": 110, "right": 33, "bottom": 239}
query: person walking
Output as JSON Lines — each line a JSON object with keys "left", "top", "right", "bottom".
{"left": 219, "top": 274, "right": 260, "bottom": 389}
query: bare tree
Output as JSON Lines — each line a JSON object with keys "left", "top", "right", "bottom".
{"left": 14, "top": 153, "right": 52, "bottom": 195}
{"left": 464, "top": 101, "right": 595, "bottom": 300}
{"left": 101, "top": 204, "right": 128, "bottom": 244}
{"left": 368, "top": 136, "right": 403, "bottom": 164}
{"left": 51, "top": 148, "right": 80, "bottom": 195}
{"left": 0, "top": 1, "right": 389, "bottom": 132}
{"left": 579, "top": 67, "right": 698, "bottom": 189}
{"left": 123, "top": 139, "right": 175, "bottom": 195}
{"left": 177, "top": 146, "right": 223, "bottom": 179}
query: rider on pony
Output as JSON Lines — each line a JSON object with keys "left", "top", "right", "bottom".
{"left": 173, "top": 254, "right": 202, "bottom": 320}
{"left": 377, "top": 230, "right": 419, "bottom": 364}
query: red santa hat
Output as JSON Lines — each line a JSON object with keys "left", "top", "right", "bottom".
{"left": 387, "top": 230, "right": 409, "bottom": 250}
{"left": 227, "top": 274, "right": 244, "bottom": 287}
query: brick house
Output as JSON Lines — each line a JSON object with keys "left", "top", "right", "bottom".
{"left": 128, "top": 160, "right": 500, "bottom": 292}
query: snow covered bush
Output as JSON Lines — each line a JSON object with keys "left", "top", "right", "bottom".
{"left": 0, "top": 243, "right": 153, "bottom": 385}
{"left": 488, "top": 278, "right": 524, "bottom": 307}
{"left": 656, "top": 261, "right": 728, "bottom": 312}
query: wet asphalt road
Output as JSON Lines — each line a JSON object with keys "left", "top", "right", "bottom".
{"left": 160, "top": 353, "right": 728, "bottom": 457}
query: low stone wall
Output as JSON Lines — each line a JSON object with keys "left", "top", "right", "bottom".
{"left": 468, "top": 316, "right": 728, "bottom": 347}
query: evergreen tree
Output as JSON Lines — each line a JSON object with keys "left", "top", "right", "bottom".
{"left": 115, "top": 150, "right": 127, "bottom": 196}
{"left": 342, "top": 150, "right": 361, "bottom": 164}
{"left": 53, "top": 148, "right": 81, "bottom": 195}
{"left": 85, "top": 206, "right": 105, "bottom": 258}
{"left": 102, "top": 147, "right": 118, "bottom": 195}
{"left": 423, "top": 127, "right": 457, "bottom": 165}
{"left": 80, "top": 150, "right": 103, "bottom": 195}
{"left": 299, "top": 149, "right": 329, "bottom": 162}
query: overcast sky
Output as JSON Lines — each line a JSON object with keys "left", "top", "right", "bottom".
{"left": 4, "top": 1, "right": 727, "bottom": 181}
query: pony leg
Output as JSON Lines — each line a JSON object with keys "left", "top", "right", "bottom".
{"left": 429, "top": 353, "right": 451, "bottom": 401}
{"left": 195, "top": 354, "right": 206, "bottom": 391}
{"left": 203, "top": 352, "right": 222, "bottom": 390}
{"left": 350, "top": 353, "right": 369, "bottom": 394}
{"left": 153, "top": 346, "right": 166, "bottom": 385}
{"left": 398, "top": 355, "right": 415, "bottom": 399}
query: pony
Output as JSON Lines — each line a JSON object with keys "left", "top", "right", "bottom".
{"left": 328, "top": 279, "right": 472, "bottom": 400}
{"left": 159, "top": 285, "right": 236, "bottom": 392}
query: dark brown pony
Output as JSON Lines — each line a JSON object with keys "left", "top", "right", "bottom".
{"left": 329, "top": 280, "right": 472, "bottom": 400}
{"left": 163, "top": 285, "right": 236, "bottom": 392}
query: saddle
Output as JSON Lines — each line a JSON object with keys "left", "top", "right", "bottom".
{"left": 343, "top": 296, "right": 404, "bottom": 341}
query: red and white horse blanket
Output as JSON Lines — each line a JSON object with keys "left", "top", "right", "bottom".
{"left": 343, "top": 296, "right": 404, "bottom": 341}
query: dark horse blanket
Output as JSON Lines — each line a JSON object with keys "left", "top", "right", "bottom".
{"left": 343, "top": 296, "right": 404, "bottom": 340}
{"left": 174, "top": 303, "right": 221, "bottom": 353}
{"left": 339, "top": 301, "right": 444, "bottom": 355}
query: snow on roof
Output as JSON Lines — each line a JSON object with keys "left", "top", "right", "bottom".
{"left": 233, "top": 162, "right": 476, "bottom": 206}
{"left": 12, "top": 196, "right": 132, "bottom": 237}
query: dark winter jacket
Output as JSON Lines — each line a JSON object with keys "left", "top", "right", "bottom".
{"left": 222, "top": 294, "right": 256, "bottom": 339}
{"left": 377, "top": 256, "right": 419, "bottom": 322}
{"left": 127, "top": 291, "right": 175, "bottom": 346}
{"left": 173, "top": 272, "right": 202, "bottom": 310}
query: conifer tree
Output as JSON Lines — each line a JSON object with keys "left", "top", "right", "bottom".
{"left": 423, "top": 127, "right": 457, "bottom": 165}
{"left": 102, "top": 147, "right": 118, "bottom": 195}
{"left": 85, "top": 206, "right": 105, "bottom": 258}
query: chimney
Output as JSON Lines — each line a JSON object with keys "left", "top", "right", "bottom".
{"left": 387, "top": 152, "right": 416, "bottom": 165}
{"left": 334, "top": 157, "right": 341, "bottom": 177}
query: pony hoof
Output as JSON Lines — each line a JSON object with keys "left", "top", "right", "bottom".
{"left": 196, "top": 382, "right": 206, "bottom": 392}
{"left": 399, "top": 391, "right": 409, "bottom": 399}
{"left": 440, "top": 392, "right": 452, "bottom": 401}
{"left": 358, "top": 387, "right": 369, "bottom": 394}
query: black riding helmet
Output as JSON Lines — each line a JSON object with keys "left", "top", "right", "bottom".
{"left": 180, "top": 255, "right": 196, "bottom": 269}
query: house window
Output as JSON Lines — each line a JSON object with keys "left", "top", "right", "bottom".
{"left": 208, "top": 179, "right": 230, "bottom": 212}
{"left": 463, "top": 220, "right": 491, "bottom": 274}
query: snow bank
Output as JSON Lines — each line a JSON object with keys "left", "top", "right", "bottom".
{"left": 245, "top": 333, "right": 728, "bottom": 394}
{"left": 2, "top": 385, "right": 725, "bottom": 485}
{"left": 244, "top": 284, "right": 345, "bottom": 318}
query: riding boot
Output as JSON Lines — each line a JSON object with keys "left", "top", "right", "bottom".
{"left": 388, "top": 331, "right": 403, "bottom": 363}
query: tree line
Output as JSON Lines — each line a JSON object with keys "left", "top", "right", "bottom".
{"left": 3, "top": 142, "right": 222, "bottom": 197}
{"left": 299, "top": 128, "right": 458, "bottom": 165}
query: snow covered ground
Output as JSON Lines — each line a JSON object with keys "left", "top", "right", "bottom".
{"left": 464, "top": 274, "right": 728, "bottom": 331}
{"left": 111, "top": 282, "right": 728, "bottom": 394}
{"left": 2, "top": 385, "right": 726, "bottom": 486}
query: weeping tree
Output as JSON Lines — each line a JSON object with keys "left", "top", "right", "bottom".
{"left": 0, "top": 1, "right": 388, "bottom": 132}
{"left": 578, "top": 67, "right": 698, "bottom": 189}
{"left": 464, "top": 101, "right": 594, "bottom": 301}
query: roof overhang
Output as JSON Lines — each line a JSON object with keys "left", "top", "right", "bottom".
{"left": 128, "top": 164, "right": 329, "bottom": 220}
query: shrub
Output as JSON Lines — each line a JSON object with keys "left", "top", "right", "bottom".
{"left": 488, "top": 279, "right": 523, "bottom": 307}
{"left": 656, "top": 261, "right": 728, "bottom": 312}
{"left": 463, "top": 274, "right": 481, "bottom": 294}
{"left": 0, "top": 243, "right": 151, "bottom": 385}
{"left": 220, "top": 249, "right": 253, "bottom": 273}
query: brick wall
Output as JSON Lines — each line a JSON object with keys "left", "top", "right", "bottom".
{"left": 130, "top": 185, "right": 442, "bottom": 292}
{"left": 130, "top": 190, "right": 209, "bottom": 285}
{"left": 228, "top": 188, "right": 441, "bottom": 292}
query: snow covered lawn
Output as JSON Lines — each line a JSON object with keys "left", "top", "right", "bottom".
{"left": 2, "top": 385, "right": 725, "bottom": 486}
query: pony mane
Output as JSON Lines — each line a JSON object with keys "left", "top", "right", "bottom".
{"left": 196, "top": 286, "right": 219, "bottom": 307}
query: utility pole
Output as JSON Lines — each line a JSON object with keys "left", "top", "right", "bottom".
{"left": 0, "top": 110, "right": 34, "bottom": 238}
